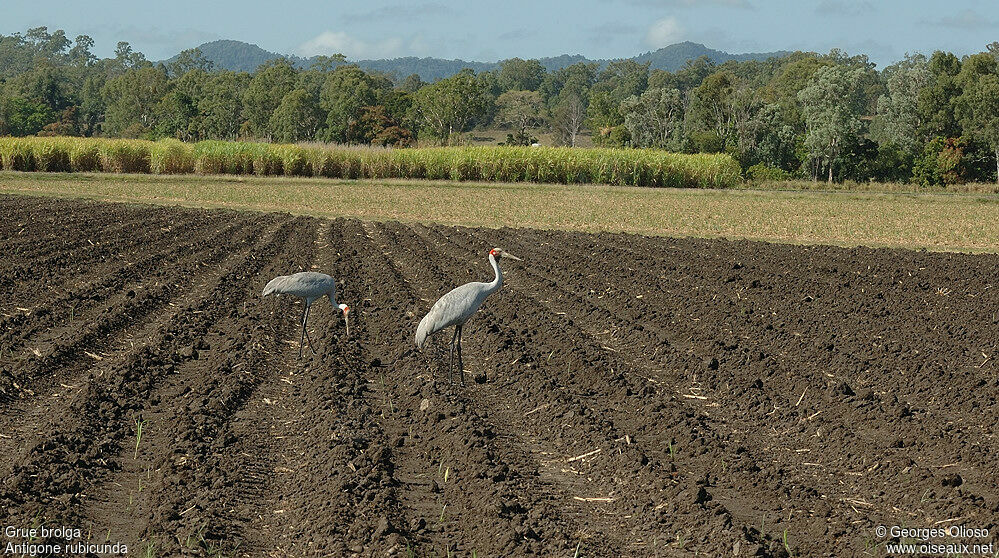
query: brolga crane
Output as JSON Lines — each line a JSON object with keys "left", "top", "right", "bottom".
{"left": 416, "top": 248, "right": 521, "bottom": 385}
{"left": 262, "top": 272, "right": 350, "bottom": 358}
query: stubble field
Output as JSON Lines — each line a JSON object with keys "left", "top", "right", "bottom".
{"left": 1, "top": 195, "right": 997, "bottom": 557}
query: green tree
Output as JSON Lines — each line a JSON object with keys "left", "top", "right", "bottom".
{"left": 593, "top": 59, "right": 649, "bottom": 101}
{"left": 549, "top": 92, "right": 587, "bottom": 147}
{"left": 586, "top": 91, "right": 625, "bottom": 146}
{"left": 686, "top": 72, "right": 736, "bottom": 140}
{"left": 539, "top": 62, "right": 597, "bottom": 104}
{"left": 167, "top": 48, "right": 214, "bottom": 78}
{"left": 0, "top": 95, "right": 55, "bottom": 136}
{"left": 498, "top": 58, "right": 545, "bottom": 92}
{"left": 68, "top": 34, "right": 96, "bottom": 67}
{"left": 412, "top": 70, "right": 488, "bottom": 145}
{"left": 650, "top": 56, "right": 715, "bottom": 93}
{"left": 319, "top": 65, "right": 377, "bottom": 143}
{"left": 496, "top": 90, "right": 544, "bottom": 145}
{"left": 958, "top": 73, "right": 999, "bottom": 183}
{"left": 111, "top": 42, "right": 150, "bottom": 75}
{"left": 199, "top": 71, "right": 248, "bottom": 140}
{"left": 872, "top": 54, "right": 933, "bottom": 156}
{"left": 102, "top": 66, "right": 168, "bottom": 136}
{"left": 269, "top": 88, "right": 323, "bottom": 142}
{"left": 620, "top": 87, "right": 683, "bottom": 149}
{"left": 242, "top": 58, "right": 296, "bottom": 138}
{"left": 77, "top": 73, "right": 106, "bottom": 136}
{"left": 153, "top": 90, "right": 198, "bottom": 140}
{"left": 761, "top": 54, "right": 834, "bottom": 131}
{"left": 916, "top": 51, "right": 962, "bottom": 139}
{"left": 399, "top": 74, "right": 424, "bottom": 93}
{"left": 798, "top": 64, "right": 867, "bottom": 182}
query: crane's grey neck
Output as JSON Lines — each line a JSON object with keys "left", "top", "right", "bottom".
{"left": 487, "top": 253, "right": 503, "bottom": 292}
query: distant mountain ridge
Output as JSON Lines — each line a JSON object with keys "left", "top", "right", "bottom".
{"left": 168, "top": 39, "right": 790, "bottom": 81}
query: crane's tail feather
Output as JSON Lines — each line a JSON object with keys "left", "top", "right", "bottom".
{"left": 261, "top": 275, "right": 288, "bottom": 297}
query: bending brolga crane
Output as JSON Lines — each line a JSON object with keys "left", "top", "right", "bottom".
{"left": 262, "top": 272, "right": 350, "bottom": 358}
{"left": 416, "top": 248, "right": 521, "bottom": 385}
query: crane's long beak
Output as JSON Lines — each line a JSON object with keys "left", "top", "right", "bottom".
{"left": 502, "top": 252, "right": 522, "bottom": 261}
{"left": 343, "top": 308, "right": 350, "bottom": 339}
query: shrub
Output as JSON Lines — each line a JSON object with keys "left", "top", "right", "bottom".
{"left": 747, "top": 163, "right": 795, "bottom": 181}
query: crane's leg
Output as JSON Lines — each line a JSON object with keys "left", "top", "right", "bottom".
{"left": 456, "top": 324, "right": 465, "bottom": 386}
{"left": 448, "top": 326, "right": 459, "bottom": 386}
{"left": 298, "top": 304, "right": 308, "bottom": 359}
{"left": 302, "top": 305, "right": 317, "bottom": 354}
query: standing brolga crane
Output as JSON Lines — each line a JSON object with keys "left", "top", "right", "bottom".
{"left": 416, "top": 248, "right": 521, "bottom": 385}
{"left": 262, "top": 272, "right": 350, "bottom": 358}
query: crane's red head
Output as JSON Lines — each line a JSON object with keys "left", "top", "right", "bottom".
{"left": 489, "top": 248, "right": 522, "bottom": 261}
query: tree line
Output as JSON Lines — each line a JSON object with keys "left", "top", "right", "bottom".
{"left": 2, "top": 27, "right": 999, "bottom": 184}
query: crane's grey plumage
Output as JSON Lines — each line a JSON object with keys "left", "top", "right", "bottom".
{"left": 262, "top": 271, "right": 349, "bottom": 358}
{"left": 416, "top": 248, "right": 521, "bottom": 385}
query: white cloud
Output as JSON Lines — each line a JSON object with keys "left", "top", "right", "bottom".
{"left": 616, "top": 0, "right": 753, "bottom": 8}
{"left": 815, "top": 0, "right": 875, "bottom": 16}
{"left": 298, "top": 31, "right": 409, "bottom": 60}
{"left": 934, "top": 9, "right": 996, "bottom": 30}
{"left": 644, "top": 17, "right": 685, "bottom": 48}
{"left": 343, "top": 2, "right": 455, "bottom": 22}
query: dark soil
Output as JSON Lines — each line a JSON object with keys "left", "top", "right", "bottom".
{"left": 1, "top": 195, "right": 997, "bottom": 557}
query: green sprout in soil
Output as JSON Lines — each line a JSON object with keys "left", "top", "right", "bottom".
{"left": 783, "top": 528, "right": 794, "bottom": 557}
{"left": 675, "top": 533, "right": 686, "bottom": 549}
{"left": 133, "top": 418, "right": 148, "bottom": 459}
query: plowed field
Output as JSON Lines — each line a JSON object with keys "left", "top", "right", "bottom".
{"left": 1, "top": 195, "right": 997, "bottom": 557}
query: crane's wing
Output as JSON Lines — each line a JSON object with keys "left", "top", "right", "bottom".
{"left": 262, "top": 275, "right": 292, "bottom": 297}
{"left": 415, "top": 282, "right": 487, "bottom": 349}
{"left": 262, "top": 272, "right": 334, "bottom": 298}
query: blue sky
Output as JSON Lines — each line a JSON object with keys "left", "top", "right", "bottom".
{"left": 3, "top": 0, "right": 997, "bottom": 67}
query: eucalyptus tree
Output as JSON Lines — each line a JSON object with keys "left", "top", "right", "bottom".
{"left": 496, "top": 89, "right": 544, "bottom": 145}
{"left": 101, "top": 65, "right": 169, "bottom": 136}
{"left": 319, "top": 65, "right": 377, "bottom": 143}
{"left": 798, "top": 64, "right": 868, "bottom": 182}
{"left": 872, "top": 54, "right": 933, "bottom": 157}
{"left": 199, "top": 71, "right": 248, "bottom": 140}
{"left": 412, "top": 70, "right": 488, "bottom": 145}
{"left": 497, "top": 58, "right": 545, "bottom": 92}
{"left": 956, "top": 53, "right": 999, "bottom": 182}
{"left": 620, "top": 87, "right": 683, "bottom": 149}
{"left": 270, "top": 88, "right": 324, "bottom": 142}
{"left": 242, "top": 58, "right": 296, "bottom": 138}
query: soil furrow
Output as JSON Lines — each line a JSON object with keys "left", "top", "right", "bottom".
{"left": 2, "top": 196, "right": 997, "bottom": 558}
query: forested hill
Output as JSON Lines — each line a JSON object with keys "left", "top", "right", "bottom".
{"left": 167, "top": 39, "right": 789, "bottom": 80}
